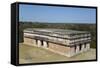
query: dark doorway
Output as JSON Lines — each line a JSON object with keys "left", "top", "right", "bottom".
{"left": 79, "top": 44, "right": 82, "bottom": 51}
{"left": 47, "top": 41, "right": 49, "bottom": 48}
{"left": 36, "top": 39, "right": 38, "bottom": 45}
{"left": 84, "top": 43, "right": 86, "bottom": 48}
{"left": 74, "top": 46, "right": 76, "bottom": 52}
{"left": 41, "top": 40, "right": 43, "bottom": 46}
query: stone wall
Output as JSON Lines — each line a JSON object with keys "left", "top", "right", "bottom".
{"left": 24, "top": 38, "right": 36, "bottom": 46}
{"left": 48, "top": 42, "right": 71, "bottom": 57}
{"left": 23, "top": 38, "right": 90, "bottom": 57}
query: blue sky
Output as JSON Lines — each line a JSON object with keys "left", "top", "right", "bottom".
{"left": 19, "top": 4, "right": 96, "bottom": 24}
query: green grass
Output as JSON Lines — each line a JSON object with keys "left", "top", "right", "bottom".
{"left": 19, "top": 43, "right": 96, "bottom": 64}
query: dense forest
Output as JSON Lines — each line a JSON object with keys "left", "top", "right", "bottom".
{"left": 19, "top": 21, "right": 97, "bottom": 48}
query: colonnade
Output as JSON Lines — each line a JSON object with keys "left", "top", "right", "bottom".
{"left": 69, "top": 43, "right": 90, "bottom": 57}
{"left": 34, "top": 39, "right": 48, "bottom": 48}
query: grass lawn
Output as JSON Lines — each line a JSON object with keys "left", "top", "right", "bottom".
{"left": 19, "top": 43, "right": 96, "bottom": 64}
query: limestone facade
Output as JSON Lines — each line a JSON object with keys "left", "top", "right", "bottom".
{"left": 23, "top": 28, "right": 91, "bottom": 57}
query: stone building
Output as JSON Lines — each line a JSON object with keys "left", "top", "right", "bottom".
{"left": 23, "top": 28, "right": 91, "bottom": 57}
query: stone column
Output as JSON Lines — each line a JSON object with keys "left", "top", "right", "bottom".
{"left": 76, "top": 45, "right": 80, "bottom": 54}
{"left": 43, "top": 41, "right": 48, "bottom": 48}
{"left": 86, "top": 43, "right": 90, "bottom": 50}
{"left": 81, "top": 44, "right": 85, "bottom": 52}
{"left": 37, "top": 40, "right": 41, "bottom": 47}
{"left": 84, "top": 43, "right": 90, "bottom": 51}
